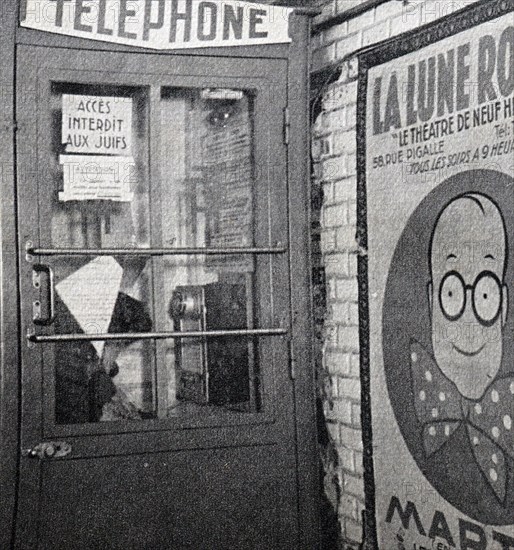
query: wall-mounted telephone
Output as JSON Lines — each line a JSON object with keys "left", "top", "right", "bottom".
{"left": 170, "top": 283, "right": 251, "bottom": 409}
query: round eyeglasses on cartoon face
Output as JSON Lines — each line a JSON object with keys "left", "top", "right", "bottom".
{"left": 438, "top": 270, "right": 503, "bottom": 327}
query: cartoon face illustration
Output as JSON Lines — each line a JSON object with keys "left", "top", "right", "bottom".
{"left": 429, "top": 193, "right": 508, "bottom": 400}
{"left": 383, "top": 171, "right": 514, "bottom": 519}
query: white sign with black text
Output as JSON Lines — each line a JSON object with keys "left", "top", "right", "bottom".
{"left": 21, "top": 0, "right": 293, "bottom": 50}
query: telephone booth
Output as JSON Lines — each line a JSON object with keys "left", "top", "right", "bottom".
{"left": 0, "top": 1, "right": 319, "bottom": 548}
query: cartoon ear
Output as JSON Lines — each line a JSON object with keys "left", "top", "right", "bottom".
{"left": 502, "top": 284, "right": 508, "bottom": 326}
{"left": 427, "top": 282, "right": 433, "bottom": 319}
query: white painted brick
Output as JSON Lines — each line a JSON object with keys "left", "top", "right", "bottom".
{"left": 341, "top": 426, "right": 363, "bottom": 453}
{"left": 339, "top": 378, "right": 361, "bottom": 401}
{"left": 323, "top": 20, "right": 348, "bottom": 45}
{"left": 312, "top": 112, "right": 326, "bottom": 137}
{"left": 348, "top": 199, "right": 357, "bottom": 226}
{"left": 323, "top": 252, "right": 348, "bottom": 278}
{"left": 339, "top": 492, "right": 359, "bottom": 521}
{"left": 352, "top": 402, "right": 362, "bottom": 426}
{"left": 355, "top": 450, "right": 364, "bottom": 476}
{"left": 362, "top": 19, "right": 390, "bottom": 47}
{"left": 332, "top": 397, "right": 353, "bottom": 424}
{"left": 334, "top": 177, "right": 357, "bottom": 203}
{"left": 323, "top": 86, "right": 346, "bottom": 112}
{"left": 323, "top": 180, "right": 335, "bottom": 203}
{"left": 346, "top": 151, "right": 357, "bottom": 177}
{"left": 341, "top": 128, "right": 357, "bottom": 154}
{"left": 332, "top": 129, "right": 355, "bottom": 154}
{"left": 336, "top": 32, "right": 362, "bottom": 60}
{"left": 327, "top": 421, "right": 341, "bottom": 444}
{"left": 344, "top": 517, "right": 363, "bottom": 543}
{"left": 321, "top": 228, "right": 337, "bottom": 253}
{"left": 342, "top": 352, "right": 356, "bottom": 374}
{"left": 338, "top": 326, "right": 359, "bottom": 352}
{"left": 331, "top": 301, "right": 350, "bottom": 324}
{"left": 348, "top": 253, "right": 358, "bottom": 277}
{"left": 333, "top": 129, "right": 356, "bottom": 157}
{"left": 344, "top": 472, "right": 365, "bottom": 497}
{"left": 326, "top": 108, "right": 347, "bottom": 131}
{"left": 332, "top": 131, "right": 348, "bottom": 155}
{"left": 324, "top": 349, "right": 351, "bottom": 376}
{"left": 336, "top": 0, "right": 367, "bottom": 15}
{"left": 323, "top": 156, "right": 347, "bottom": 181}
{"left": 324, "top": 83, "right": 356, "bottom": 111}
{"left": 350, "top": 353, "right": 361, "bottom": 378}
{"left": 326, "top": 277, "right": 337, "bottom": 301}
{"left": 324, "top": 323, "right": 339, "bottom": 347}
{"left": 349, "top": 302, "right": 359, "bottom": 326}
{"left": 324, "top": 203, "right": 346, "bottom": 228}
{"left": 331, "top": 375, "right": 340, "bottom": 399}
{"left": 375, "top": 0, "right": 406, "bottom": 22}
{"left": 336, "top": 279, "right": 359, "bottom": 301}
{"left": 337, "top": 444, "right": 355, "bottom": 472}
{"left": 390, "top": 7, "right": 421, "bottom": 36}
{"left": 419, "top": 0, "right": 444, "bottom": 24}
{"left": 336, "top": 226, "right": 357, "bottom": 251}
{"left": 337, "top": 79, "right": 358, "bottom": 101}
{"left": 419, "top": 0, "right": 470, "bottom": 26}
{"left": 347, "top": 9, "right": 375, "bottom": 34}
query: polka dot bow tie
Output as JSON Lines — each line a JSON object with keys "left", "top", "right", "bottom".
{"left": 411, "top": 340, "right": 514, "bottom": 503}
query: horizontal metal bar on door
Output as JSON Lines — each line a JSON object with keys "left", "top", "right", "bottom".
{"left": 27, "top": 247, "right": 287, "bottom": 257}
{"left": 29, "top": 328, "right": 288, "bottom": 344}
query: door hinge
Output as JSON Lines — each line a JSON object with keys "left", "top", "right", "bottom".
{"left": 288, "top": 337, "right": 296, "bottom": 380}
{"left": 22, "top": 441, "right": 72, "bottom": 460}
{"left": 283, "top": 107, "right": 290, "bottom": 145}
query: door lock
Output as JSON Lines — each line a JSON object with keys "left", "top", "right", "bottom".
{"left": 22, "top": 441, "right": 72, "bottom": 460}
{"left": 32, "top": 264, "right": 55, "bottom": 325}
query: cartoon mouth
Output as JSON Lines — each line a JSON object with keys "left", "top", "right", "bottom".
{"left": 451, "top": 343, "right": 486, "bottom": 357}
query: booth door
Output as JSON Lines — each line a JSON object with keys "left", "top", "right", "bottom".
{"left": 15, "top": 45, "right": 298, "bottom": 550}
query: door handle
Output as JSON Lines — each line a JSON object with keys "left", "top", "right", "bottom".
{"left": 33, "top": 264, "right": 55, "bottom": 325}
{"left": 22, "top": 441, "right": 72, "bottom": 460}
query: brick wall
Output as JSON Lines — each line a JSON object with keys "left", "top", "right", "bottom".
{"left": 310, "top": 0, "right": 480, "bottom": 547}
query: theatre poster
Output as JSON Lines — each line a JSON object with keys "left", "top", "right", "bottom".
{"left": 357, "top": 2, "right": 514, "bottom": 548}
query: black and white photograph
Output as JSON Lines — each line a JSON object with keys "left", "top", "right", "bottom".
{"left": 0, "top": 0, "right": 512, "bottom": 548}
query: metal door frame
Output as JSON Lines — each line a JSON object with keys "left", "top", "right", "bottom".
{"left": 0, "top": 3, "right": 320, "bottom": 547}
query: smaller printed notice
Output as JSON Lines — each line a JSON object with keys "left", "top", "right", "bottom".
{"left": 55, "top": 256, "right": 123, "bottom": 358}
{"left": 59, "top": 155, "right": 135, "bottom": 202}
{"left": 62, "top": 95, "right": 132, "bottom": 155}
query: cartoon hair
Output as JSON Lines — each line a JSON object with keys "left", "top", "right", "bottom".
{"left": 428, "top": 191, "right": 508, "bottom": 279}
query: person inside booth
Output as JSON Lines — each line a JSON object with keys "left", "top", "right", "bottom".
{"left": 55, "top": 257, "right": 152, "bottom": 424}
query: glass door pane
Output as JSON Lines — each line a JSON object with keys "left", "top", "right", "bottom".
{"left": 159, "top": 87, "right": 258, "bottom": 416}
{"left": 45, "top": 82, "right": 262, "bottom": 424}
{"left": 45, "top": 83, "right": 155, "bottom": 424}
